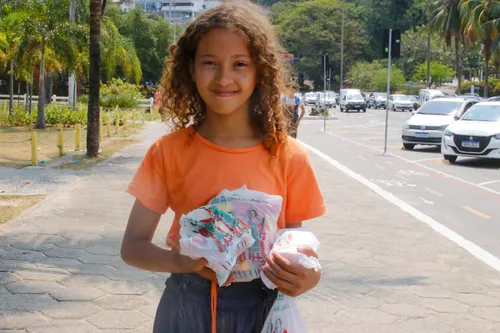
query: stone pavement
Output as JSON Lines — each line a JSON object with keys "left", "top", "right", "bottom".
{"left": 0, "top": 121, "right": 500, "bottom": 332}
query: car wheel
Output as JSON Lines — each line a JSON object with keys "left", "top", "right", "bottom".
{"left": 403, "top": 143, "right": 415, "bottom": 150}
{"left": 340, "top": 107, "right": 343, "bottom": 112}
{"left": 363, "top": 108, "right": 366, "bottom": 113}
{"left": 357, "top": 109, "right": 360, "bottom": 112}
{"left": 444, "top": 155, "right": 457, "bottom": 163}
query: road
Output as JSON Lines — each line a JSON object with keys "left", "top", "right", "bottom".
{"left": 299, "top": 106, "right": 500, "bottom": 259}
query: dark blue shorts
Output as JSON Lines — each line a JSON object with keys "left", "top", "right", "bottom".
{"left": 153, "top": 273, "right": 278, "bottom": 333}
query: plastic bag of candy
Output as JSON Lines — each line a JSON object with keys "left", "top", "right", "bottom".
{"left": 179, "top": 186, "right": 283, "bottom": 286}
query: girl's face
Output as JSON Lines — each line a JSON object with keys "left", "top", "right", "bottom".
{"left": 192, "top": 28, "right": 257, "bottom": 116}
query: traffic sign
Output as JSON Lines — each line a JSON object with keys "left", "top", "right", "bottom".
{"left": 408, "top": 82, "right": 414, "bottom": 87}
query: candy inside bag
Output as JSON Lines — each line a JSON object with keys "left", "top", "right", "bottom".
{"left": 209, "top": 186, "right": 283, "bottom": 282}
{"left": 179, "top": 205, "right": 255, "bottom": 286}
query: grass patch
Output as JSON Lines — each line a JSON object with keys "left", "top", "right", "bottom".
{"left": 0, "top": 126, "right": 88, "bottom": 169}
{"left": 55, "top": 137, "right": 139, "bottom": 170}
{"left": 0, "top": 195, "right": 47, "bottom": 224}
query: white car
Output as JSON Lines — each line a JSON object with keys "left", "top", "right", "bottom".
{"left": 442, "top": 102, "right": 500, "bottom": 163}
{"left": 402, "top": 97, "right": 478, "bottom": 150}
{"left": 388, "top": 94, "right": 414, "bottom": 112}
{"left": 304, "top": 92, "right": 318, "bottom": 105}
{"left": 317, "top": 92, "right": 337, "bottom": 108}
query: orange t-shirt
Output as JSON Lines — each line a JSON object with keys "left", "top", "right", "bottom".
{"left": 126, "top": 126, "right": 326, "bottom": 247}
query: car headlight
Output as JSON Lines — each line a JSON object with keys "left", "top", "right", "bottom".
{"left": 438, "top": 125, "right": 448, "bottom": 131}
{"left": 403, "top": 122, "right": 410, "bottom": 130}
{"left": 444, "top": 130, "right": 453, "bottom": 137}
{"left": 494, "top": 133, "right": 500, "bottom": 139}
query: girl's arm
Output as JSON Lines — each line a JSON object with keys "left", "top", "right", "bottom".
{"left": 121, "top": 199, "right": 206, "bottom": 273}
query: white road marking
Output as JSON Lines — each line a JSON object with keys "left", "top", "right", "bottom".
{"left": 411, "top": 158, "right": 441, "bottom": 163}
{"left": 478, "top": 180, "right": 500, "bottom": 186}
{"left": 300, "top": 140, "right": 500, "bottom": 273}
{"left": 420, "top": 197, "right": 434, "bottom": 205}
{"left": 398, "top": 169, "right": 430, "bottom": 177}
{"left": 325, "top": 130, "right": 500, "bottom": 197}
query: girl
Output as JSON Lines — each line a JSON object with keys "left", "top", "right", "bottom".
{"left": 121, "top": 1, "right": 326, "bottom": 332}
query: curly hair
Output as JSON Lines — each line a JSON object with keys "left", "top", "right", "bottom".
{"left": 159, "top": 0, "right": 291, "bottom": 156}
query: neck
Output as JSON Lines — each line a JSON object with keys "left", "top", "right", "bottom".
{"left": 198, "top": 105, "right": 256, "bottom": 139}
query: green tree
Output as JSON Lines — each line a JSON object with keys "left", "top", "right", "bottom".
{"left": 22, "top": 0, "right": 87, "bottom": 129}
{"left": 461, "top": 0, "right": 499, "bottom": 97}
{"left": 348, "top": 61, "right": 383, "bottom": 90}
{"left": 273, "top": 0, "right": 368, "bottom": 90}
{"left": 428, "top": 0, "right": 464, "bottom": 93}
{"left": 413, "top": 61, "right": 455, "bottom": 86}
{"left": 372, "top": 66, "right": 407, "bottom": 92}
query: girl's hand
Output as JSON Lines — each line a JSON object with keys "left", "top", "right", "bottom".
{"left": 262, "top": 246, "right": 321, "bottom": 297}
{"left": 171, "top": 241, "right": 235, "bottom": 286}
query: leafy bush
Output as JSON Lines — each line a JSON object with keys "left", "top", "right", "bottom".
{"left": 45, "top": 104, "right": 86, "bottom": 126}
{"left": 1, "top": 104, "right": 86, "bottom": 127}
{"left": 1, "top": 106, "right": 37, "bottom": 127}
{"left": 460, "top": 78, "right": 500, "bottom": 96}
{"left": 100, "top": 78, "right": 144, "bottom": 108}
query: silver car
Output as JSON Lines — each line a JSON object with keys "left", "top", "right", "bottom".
{"left": 401, "top": 97, "right": 479, "bottom": 150}
{"left": 317, "top": 92, "right": 337, "bottom": 108}
{"left": 388, "top": 94, "right": 414, "bottom": 112}
{"left": 304, "top": 92, "right": 318, "bottom": 105}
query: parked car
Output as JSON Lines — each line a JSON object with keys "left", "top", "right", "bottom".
{"left": 488, "top": 96, "right": 500, "bottom": 101}
{"left": 388, "top": 94, "right": 415, "bottom": 112}
{"left": 317, "top": 92, "right": 337, "bottom": 108}
{"left": 419, "top": 89, "right": 445, "bottom": 104}
{"left": 401, "top": 97, "right": 479, "bottom": 150}
{"left": 442, "top": 102, "right": 500, "bottom": 163}
{"left": 303, "top": 92, "right": 318, "bottom": 105}
{"left": 339, "top": 89, "right": 366, "bottom": 113}
{"left": 367, "top": 93, "right": 387, "bottom": 109}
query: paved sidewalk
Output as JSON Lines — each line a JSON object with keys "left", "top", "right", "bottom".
{"left": 0, "top": 122, "right": 499, "bottom": 332}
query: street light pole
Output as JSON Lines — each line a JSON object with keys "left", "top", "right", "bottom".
{"left": 68, "top": 0, "right": 77, "bottom": 109}
{"left": 340, "top": 1, "right": 344, "bottom": 91}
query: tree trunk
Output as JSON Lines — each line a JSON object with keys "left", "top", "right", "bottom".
{"left": 25, "top": 80, "right": 29, "bottom": 112}
{"left": 87, "top": 0, "right": 102, "bottom": 157}
{"left": 484, "top": 40, "right": 491, "bottom": 98}
{"left": 36, "top": 37, "right": 46, "bottom": 129}
{"left": 455, "top": 37, "right": 462, "bottom": 94}
{"left": 9, "top": 59, "right": 14, "bottom": 115}
{"left": 29, "top": 67, "right": 34, "bottom": 114}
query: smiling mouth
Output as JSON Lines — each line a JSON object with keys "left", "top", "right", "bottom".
{"left": 214, "top": 91, "right": 237, "bottom": 97}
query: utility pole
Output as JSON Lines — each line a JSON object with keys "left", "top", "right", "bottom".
{"left": 383, "top": 29, "right": 392, "bottom": 155}
{"left": 340, "top": 1, "right": 344, "bottom": 91}
{"left": 427, "top": 27, "right": 431, "bottom": 88}
{"left": 68, "top": 0, "right": 77, "bottom": 109}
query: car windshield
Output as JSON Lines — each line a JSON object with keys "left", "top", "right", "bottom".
{"left": 305, "top": 93, "right": 316, "bottom": 98}
{"left": 348, "top": 94, "right": 363, "bottom": 99}
{"left": 417, "top": 101, "right": 462, "bottom": 115}
{"left": 462, "top": 105, "right": 500, "bottom": 122}
{"left": 375, "top": 93, "right": 387, "bottom": 99}
{"left": 393, "top": 95, "right": 411, "bottom": 101}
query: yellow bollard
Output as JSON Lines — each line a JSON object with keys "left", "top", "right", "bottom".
{"left": 132, "top": 110, "right": 136, "bottom": 129}
{"left": 57, "top": 124, "right": 64, "bottom": 156}
{"left": 106, "top": 114, "right": 111, "bottom": 138}
{"left": 75, "top": 124, "right": 81, "bottom": 151}
{"left": 31, "top": 131, "right": 38, "bottom": 166}
{"left": 115, "top": 111, "right": 120, "bottom": 135}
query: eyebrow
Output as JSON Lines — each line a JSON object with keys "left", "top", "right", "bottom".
{"left": 198, "top": 53, "right": 251, "bottom": 58}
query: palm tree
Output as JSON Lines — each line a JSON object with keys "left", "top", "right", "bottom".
{"left": 87, "top": 0, "right": 103, "bottom": 157}
{"left": 460, "top": 0, "right": 500, "bottom": 97}
{"left": 22, "top": 0, "right": 87, "bottom": 129}
{"left": 428, "top": 0, "right": 464, "bottom": 94}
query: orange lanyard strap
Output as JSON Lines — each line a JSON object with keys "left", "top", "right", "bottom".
{"left": 211, "top": 281, "right": 218, "bottom": 333}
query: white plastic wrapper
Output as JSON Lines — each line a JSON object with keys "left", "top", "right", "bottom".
{"left": 208, "top": 186, "right": 283, "bottom": 283}
{"left": 261, "top": 292, "right": 308, "bottom": 333}
{"left": 179, "top": 186, "right": 283, "bottom": 286}
{"left": 261, "top": 228, "right": 321, "bottom": 290}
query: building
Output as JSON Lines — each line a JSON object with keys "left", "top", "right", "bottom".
{"left": 121, "top": 0, "right": 221, "bottom": 25}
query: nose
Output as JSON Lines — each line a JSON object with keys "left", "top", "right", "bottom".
{"left": 215, "top": 64, "right": 233, "bottom": 87}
